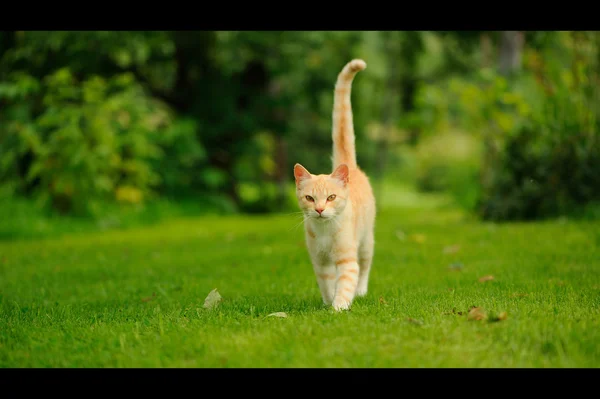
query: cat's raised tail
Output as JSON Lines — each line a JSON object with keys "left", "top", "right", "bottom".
{"left": 332, "top": 59, "right": 366, "bottom": 170}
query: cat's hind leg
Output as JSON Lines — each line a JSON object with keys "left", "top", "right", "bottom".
{"left": 356, "top": 231, "right": 374, "bottom": 297}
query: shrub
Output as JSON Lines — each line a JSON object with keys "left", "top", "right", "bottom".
{"left": 0, "top": 69, "right": 172, "bottom": 215}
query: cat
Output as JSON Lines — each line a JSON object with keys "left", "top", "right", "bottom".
{"left": 293, "top": 59, "right": 376, "bottom": 312}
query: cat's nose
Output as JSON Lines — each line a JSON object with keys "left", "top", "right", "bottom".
{"left": 315, "top": 208, "right": 324, "bottom": 215}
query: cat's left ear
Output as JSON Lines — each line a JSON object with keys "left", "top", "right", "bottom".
{"left": 294, "top": 163, "right": 312, "bottom": 185}
{"left": 331, "top": 164, "right": 349, "bottom": 185}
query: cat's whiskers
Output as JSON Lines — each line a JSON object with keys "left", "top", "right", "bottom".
{"left": 289, "top": 213, "right": 310, "bottom": 232}
{"left": 329, "top": 215, "right": 342, "bottom": 229}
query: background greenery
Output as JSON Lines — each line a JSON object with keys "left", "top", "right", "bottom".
{"left": 2, "top": 31, "right": 599, "bottom": 230}
{"left": 1, "top": 31, "right": 599, "bottom": 369}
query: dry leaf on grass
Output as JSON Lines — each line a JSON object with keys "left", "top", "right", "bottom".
{"left": 443, "top": 245, "right": 461, "bottom": 254}
{"left": 267, "top": 312, "right": 288, "bottom": 318}
{"left": 379, "top": 296, "right": 388, "bottom": 305}
{"left": 203, "top": 288, "right": 222, "bottom": 309}
{"left": 406, "top": 317, "right": 424, "bottom": 326}
{"left": 467, "top": 307, "right": 488, "bottom": 321}
{"left": 448, "top": 262, "right": 464, "bottom": 271}
{"left": 490, "top": 311, "right": 508, "bottom": 322}
{"left": 478, "top": 275, "right": 495, "bottom": 283}
{"left": 141, "top": 292, "right": 156, "bottom": 303}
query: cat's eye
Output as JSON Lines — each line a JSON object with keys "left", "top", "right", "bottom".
{"left": 327, "top": 194, "right": 336, "bottom": 201}
{"left": 305, "top": 195, "right": 314, "bottom": 202}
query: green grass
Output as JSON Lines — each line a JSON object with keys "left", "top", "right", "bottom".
{"left": 1, "top": 187, "right": 599, "bottom": 368}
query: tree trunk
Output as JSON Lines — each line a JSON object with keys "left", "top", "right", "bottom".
{"left": 480, "top": 32, "right": 492, "bottom": 68}
{"left": 499, "top": 31, "right": 524, "bottom": 76}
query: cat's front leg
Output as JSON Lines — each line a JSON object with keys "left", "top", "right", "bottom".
{"left": 331, "top": 247, "right": 359, "bottom": 311}
{"left": 313, "top": 263, "right": 336, "bottom": 305}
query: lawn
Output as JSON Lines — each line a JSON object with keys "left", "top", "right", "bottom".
{"left": 1, "top": 187, "right": 599, "bottom": 368}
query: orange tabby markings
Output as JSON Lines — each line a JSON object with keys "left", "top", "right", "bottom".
{"left": 335, "top": 257, "right": 356, "bottom": 266}
{"left": 294, "top": 59, "right": 375, "bottom": 312}
{"left": 334, "top": 247, "right": 354, "bottom": 254}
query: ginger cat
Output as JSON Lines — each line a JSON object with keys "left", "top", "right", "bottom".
{"left": 293, "top": 59, "right": 376, "bottom": 311}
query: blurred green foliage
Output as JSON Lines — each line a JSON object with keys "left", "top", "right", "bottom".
{"left": 480, "top": 32, "right": 600, "bottom": 220}
{"left": 410, "top": 31, "right": 600, "bottom": 220}
{"left": 1, "top": 31, "right": 598, "bottom": 222}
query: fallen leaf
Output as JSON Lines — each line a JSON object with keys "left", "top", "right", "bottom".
{"left": 467, "top": 307, "right": 488, "bottom": 321}
{"left": 496, "top": 311, "right": 508, "bottom": 321}
{"left": 488, "top": 311, "right": 508, "bottom": 322}
{"left": 267, "top": 312, "right": 288, "bottom": 318}
{"left": 410, "top": 234, "right": 426, "bottom": 244}
{"left": 379, "top": 296, "right": 387, "bottom": 305}
{"left": 478, "top": 275, "right": 495, "bottom": 283}
{"left": 406, "top": 317, "right": 423, "bottom": 325}
{"left": 448, "top": 262, "right": 464, "bottom": 271}
{"left": 141, "top": 292, "right": 156, "bottom": 302}
{"left": 443, "top": 245, "right": 461, "bottom": 254}
{"left": 203, "top": 288, "right": 222, "bottom": 309}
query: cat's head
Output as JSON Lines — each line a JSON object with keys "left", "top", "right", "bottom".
{"left": 293, "top": 163, "right": 350, "bottom": 220}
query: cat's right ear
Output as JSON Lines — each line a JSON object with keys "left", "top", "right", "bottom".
{"left": 294, "top": 163, "right": 312, "bottom": 185}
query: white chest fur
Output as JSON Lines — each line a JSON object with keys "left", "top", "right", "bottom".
{"left": 306, "top": 219, "right": 338, "bottom": 258}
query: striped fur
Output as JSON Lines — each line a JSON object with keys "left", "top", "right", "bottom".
{"left": 293, "top": 59, "right": 376, "bottom": 312}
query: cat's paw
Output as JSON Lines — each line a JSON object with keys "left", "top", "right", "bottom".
{"left": 356, "top": 287, "right": 368, "bottom": 297}
{"left": 332, "top": 297, "right": 352, "bottom": 312}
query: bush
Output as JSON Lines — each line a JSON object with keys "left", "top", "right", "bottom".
{"left": 0, "top": 69, "right": 173, "bottom": 215}
{"left": 480, "top": 32, "right": 600, "bottom": 220}
{"left": 481, "top": 125, "right": 600, "bottom": 221}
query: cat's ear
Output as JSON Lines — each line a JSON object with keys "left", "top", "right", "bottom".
{"left": 294, "top": 163, "right": 312, "bottom": 185}
{"left": 331, "top": 164, "right": 349, "bottom": 185}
